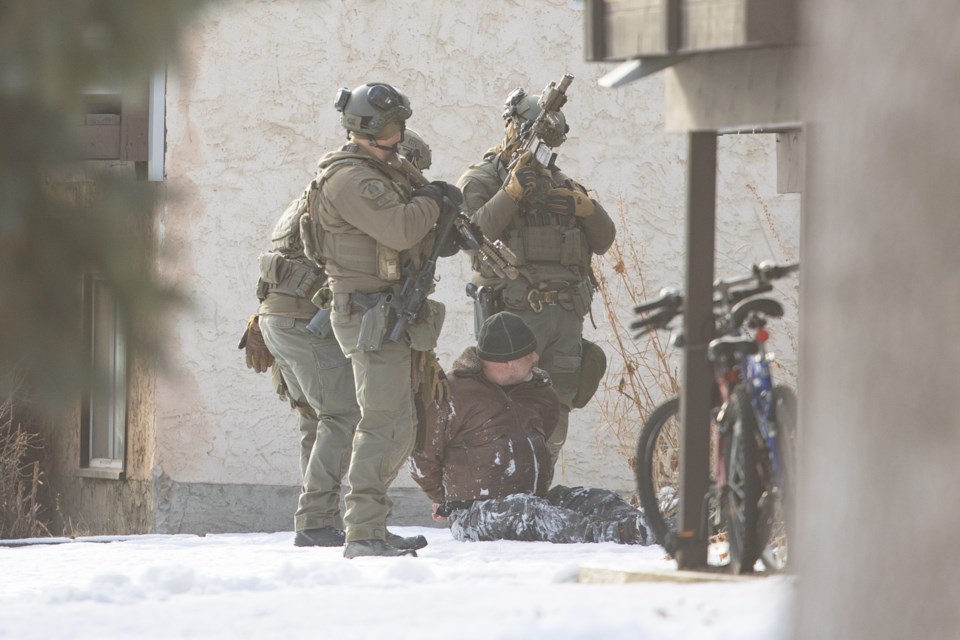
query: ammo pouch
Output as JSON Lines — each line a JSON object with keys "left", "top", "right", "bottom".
{"left": 354, "top": 291, "right": 395, "bottom": 352}
{"left": 258, "top": 252, "right": 322, "bottom": 299}
{"left": 406, "top": 299, "right": 446, "bottom": 352}
{"left": 559, "top": 227, "right": 588, "bottom": 267}
{"left": 571, "top": 339, "right": 607, "bottom": 409}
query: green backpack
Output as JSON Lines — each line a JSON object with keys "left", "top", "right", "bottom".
{"left": 571, "top": 338, "right": 607, "bottom": 409}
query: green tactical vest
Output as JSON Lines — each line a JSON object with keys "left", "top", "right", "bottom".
{"left": 470, "top": 156, "right": 592, "bottom": 284}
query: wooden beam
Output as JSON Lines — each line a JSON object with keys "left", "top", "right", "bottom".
{"left": 664, "top": 46, "right": 800, "bottom": 132}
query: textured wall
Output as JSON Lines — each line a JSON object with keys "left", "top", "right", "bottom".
{"left": 797, "top": 1, "right": 960, "bottom": 638}
{"left": 156, "top": 0, "right": 799, "bottom": 513}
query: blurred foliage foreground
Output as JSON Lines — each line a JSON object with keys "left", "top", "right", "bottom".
{"left": 0, "top": 0, "right": 217, "bottom": 406}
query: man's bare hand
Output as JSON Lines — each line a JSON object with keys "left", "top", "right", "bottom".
{"left": 431, "top": 502, "right": 448, "bottom": 523}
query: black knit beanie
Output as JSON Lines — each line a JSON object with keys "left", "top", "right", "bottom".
{"left": 477, "top": 312, "right": 538, "bottom": 362}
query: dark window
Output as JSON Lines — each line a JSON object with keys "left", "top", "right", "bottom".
{"left": 79, "top": 274, "right": 127, "bottom": 479}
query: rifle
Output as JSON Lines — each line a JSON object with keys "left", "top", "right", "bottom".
{"left": 504, "top": 73, "right": 574, "bottom": 175}
{"left": 452, "top": 214, "right": 519, "bottom": 281}
{"left": 387, "top": 192, "right": 461, "bottom": 343}
{"left": 388, "top": 193, "right": 523, "bottom": 343}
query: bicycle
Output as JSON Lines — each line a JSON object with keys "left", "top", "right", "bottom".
{"left": 630, "top": 261, "right": 799, "bottom": 573}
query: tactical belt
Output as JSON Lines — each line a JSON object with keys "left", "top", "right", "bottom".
{"left": 526, "top": 288, "right": 575, "bottom": 313}
{"left": 333, "top": 290, "right": 391, "bottom": 313}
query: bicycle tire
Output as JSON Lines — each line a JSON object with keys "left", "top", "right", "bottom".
{"left": 758, "top": 385, "right": 797, "bottom": 572}
{"left": 720, "top": 385, "right": 762, "bottom": 574}
{"left": 634, "top": 397, "right": 682, "bottom": 550}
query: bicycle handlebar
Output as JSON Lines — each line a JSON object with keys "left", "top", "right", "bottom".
{"left": 630, "top": 307, "right": 679, "bottom": 336}
{"left": 631, "top": 261, "right": 797, "bottom": 338}
{"left": 632, "top": 287, "right": 682, "bottom": 315}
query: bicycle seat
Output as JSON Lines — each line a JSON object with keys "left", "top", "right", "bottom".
{"left": 707, "top": 335, "right": 759, "bottom": 363}
{"left": 730, "top": 297, "right": 784, "bottom": 328}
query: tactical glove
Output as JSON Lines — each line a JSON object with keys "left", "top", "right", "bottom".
{"left": 502, "top": 151, "right": 538, "bottom": 202}
{"left": 544, "top": 186, "right": 596, "bottom": 218}
{"left": 237, "top": 314, "right": 274, "bottom": 374}
{"left": 433, "top": 181, "right": 463, "bottom": 208}
{"left": 412, "top": 349, "right": 450, "bottom": 407}
{"left": 411, "top": 183, "right": 444, "bottom": 207}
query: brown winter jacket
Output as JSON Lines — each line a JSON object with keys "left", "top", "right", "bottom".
{"left": 410, "top": 347, "right": 559, "bottom": 504}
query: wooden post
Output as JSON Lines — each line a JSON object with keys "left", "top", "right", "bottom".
{"left": 674, "top": 130, "right": 716, "bottom": 569}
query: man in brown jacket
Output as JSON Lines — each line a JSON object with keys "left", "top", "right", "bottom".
{"left": 411, "top": 312, "right": 648, "bottom": 545}
{"left": 457, "top": 87, "right": 617, "bottom": 474}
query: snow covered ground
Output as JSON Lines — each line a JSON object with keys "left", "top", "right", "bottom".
{"left": 0, "top": 527, "right": 794, "bottom": 639}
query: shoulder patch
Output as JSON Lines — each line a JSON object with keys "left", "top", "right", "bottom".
{"left": 358, "top": 178, "right": 400, "bottom": 209}
{"left": 359, "top": 179, "right": 388, "bottom": 201}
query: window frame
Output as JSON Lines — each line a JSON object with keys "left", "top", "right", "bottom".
{"left": 78, "top": 273, "right": 128, "bottom": 480}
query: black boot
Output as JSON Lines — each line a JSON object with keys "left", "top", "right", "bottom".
{"left": 386, "top": 530, "right": 428, "bottom": 551}
{"left": 343, "top": 539, "right": 417, "bottom": 558}
{"left": 294, "top": 527, "right": 345, "bottom": 547}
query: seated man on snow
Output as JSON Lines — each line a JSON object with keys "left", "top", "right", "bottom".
{"left": 410, "top": 312, "right": 649, "bottom": 545}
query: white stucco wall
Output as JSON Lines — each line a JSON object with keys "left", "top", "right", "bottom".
{"left": 155, "top": 0, "right": 800, "bottom": 497}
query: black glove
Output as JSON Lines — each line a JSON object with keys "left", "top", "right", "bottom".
{"left": 431, "top": 181, "right": 463, "bottom": 208}
{"left": 412, "top": 183, "right": 444, "bottom": 207}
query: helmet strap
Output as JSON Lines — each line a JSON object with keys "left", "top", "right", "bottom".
{"left": 366, "top": 134, "right": 401, "bottom": 155}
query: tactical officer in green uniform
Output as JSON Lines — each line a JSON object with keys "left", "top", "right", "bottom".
{"left": 315, "top": 82, "right": 459, "bottom": 558}
{"left": 252, "top": 211, "right": 361, "bottom": 547}
{"left": 457, "top": 87, "right": 616, "bottom": 474}
{"left": 398, "top": 128, "right": 432, "bottom": 172}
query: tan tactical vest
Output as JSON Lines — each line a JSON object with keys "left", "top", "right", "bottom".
{"left": 316, "top": 149, "right": 418, "bottom": 287}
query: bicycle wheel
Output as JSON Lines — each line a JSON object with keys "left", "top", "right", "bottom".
{"left": 720, "top": 385, "right": 762, "bottom": 574}
{"left": 758, "top": 385, "right": 797, "bottom": 572}
{"left": 634, "top": 397, "right": 682, "bottom": 550}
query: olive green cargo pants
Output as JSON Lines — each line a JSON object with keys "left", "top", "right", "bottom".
{"left": 331, "top": 301, "right": 417, "bottom": 543}
{"left": 259, "top": 315, "right": 360, "bottom": 531}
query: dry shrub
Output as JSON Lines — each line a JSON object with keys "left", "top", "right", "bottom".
{"left": 0, "top": 390, "right": 50, "bottom": 540}
{"left": 593, "top": 200, "right": 681, "bottom": 468}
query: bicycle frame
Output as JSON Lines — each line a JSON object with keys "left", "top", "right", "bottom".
{"left": 742, "top": 338, "right": 786, "bottom": 491}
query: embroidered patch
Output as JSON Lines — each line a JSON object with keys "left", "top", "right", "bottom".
{"left": 359, "top": 179, "right": 387, "bottom": 201}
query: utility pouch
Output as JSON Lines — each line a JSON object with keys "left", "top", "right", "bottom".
{"left": 571, "top": 339, "right": 607, "bottom": 409}
{"left": 272, "top": 362, "right": 288, "bottom": 401}
{"left": 305, "top": 308, "right": 333, "bottom": 339}
{"left": 570, "top": 279, "right": 593, "bottom": 317}
{"left": 311, "top": 287, "right": 333, "bottom": 310}
{"left": 503, "top": 229, "right": 526, "bottom": 267}
{"left": 501, "top": 278, "right": 532, "bottom": 311}
{"left": 377, "top": 244, "right": 402, "bottom": 281}
{"left": 523, "top": 226, "right": 563, "bottom": 263}
{"left": 406, "top": 299, "right": 446, "bottom": 352}
{"left": 258, "top": 252, "right": 288, "bottom": 284}
{"left": 356, "top": 293, "right": 393, "bottom": 352}
{"left": 559, "top": 228, "right": 585, "bottom": 267}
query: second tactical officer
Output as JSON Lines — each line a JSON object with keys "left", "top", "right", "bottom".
{"left": 457, "top": 86, "right": 616, "bottom": 474}
{"left": 398, "top": 128, "right": 432, "bottom": 172}
{"left": 315, "top": 82, "right": 460, "bottom": 558}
